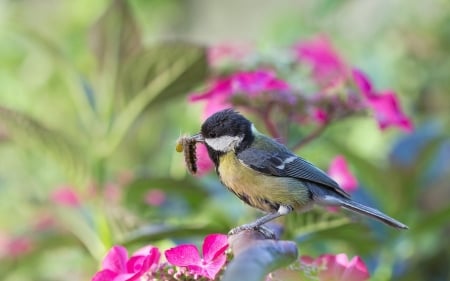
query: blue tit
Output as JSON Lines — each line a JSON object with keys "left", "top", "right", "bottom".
{"left": 191, "top": 109, "right": 408, "bottom": 236}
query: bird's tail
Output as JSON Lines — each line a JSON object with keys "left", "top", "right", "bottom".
{"left": 340, "top": 198, "right": 408, "bottom": 229}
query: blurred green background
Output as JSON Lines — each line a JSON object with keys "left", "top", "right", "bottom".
{"left": 0, "top": 0, "right": 449, "bottom": 280}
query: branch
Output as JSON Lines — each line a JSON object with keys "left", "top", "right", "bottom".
{"left": 291, "top": 124, "right": 328, "bottom": 151}
{"left": 223, "top": 224, "right": 298, "bottom": 281}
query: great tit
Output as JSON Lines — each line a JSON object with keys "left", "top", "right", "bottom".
{"left": 191, "top": 109, "right": 408, "bottom": 236}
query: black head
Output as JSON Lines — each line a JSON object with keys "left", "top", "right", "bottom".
{"left": 200, "top": 109, "right": 254, "bottom": 161}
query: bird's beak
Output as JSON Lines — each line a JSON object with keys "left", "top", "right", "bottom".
{"left": 191, "top": 133, "right": 204, "bottom": 143}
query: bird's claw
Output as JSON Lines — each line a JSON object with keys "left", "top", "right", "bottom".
{"left": 228, "top": 224, "right": 276, "bottom": 239}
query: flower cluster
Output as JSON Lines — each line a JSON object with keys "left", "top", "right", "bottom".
{"left": 190, "top": 35, "right": 413, "bottom": 177}
{"left": 92, "top": 235, "right": 371, "bottom": 281}
{"left": 91, "top": 234, "right": 229, "bottom": 281}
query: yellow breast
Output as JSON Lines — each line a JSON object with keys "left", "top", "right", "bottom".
{"left": 218, "top": 152, "right": 310, "bottom": 212}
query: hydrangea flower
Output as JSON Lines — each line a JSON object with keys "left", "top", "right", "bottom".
{"left": 293, "top": 35, "right": 348, "bottom": 88}
{"left": 328, "top": 155, "right": 358, "bottom": 192}
{"left": 92, "top": 245, "right": 160, "bottom": 281}
{"left": 165, "top": 233, "right": 228, "bottom": 280}
{"left": 352, "top": 69, "right": 413, "bottom": 132}
{"left": 300, "top": 253, "right": 370, "bottom": 281}
{"left": 189, "top": 70, "right": 294, "bottom": 120}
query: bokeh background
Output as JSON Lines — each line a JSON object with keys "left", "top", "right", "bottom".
{"left": 0, "top": 0, "right": 449, "bottom": 280}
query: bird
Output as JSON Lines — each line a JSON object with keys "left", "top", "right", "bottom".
{"left": 190, "top": 108, "right": 408, "bottom": 237}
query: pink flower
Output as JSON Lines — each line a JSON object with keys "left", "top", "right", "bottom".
{"left": 165, "top": 233, "right": 228, "bottom": 280}
{"left": 189, "top": 70, "right": 294, "bottom": 119}
{"left": 351, "top": 69, "right": 375, "bottom": 99}
{"left": 0, "top": 233, "right": 34, "bottom": 259}
{"left": 92, "top": 245, "right": 160, "bottom": 281}
{"left": 328, "top": 155, "right": 358, "bottom": 192}
{"left": 301, "top": 253, "right": 370, "bottom": 281}
{"left": 311, "top": 108, "right": 329, "bottom": 125}
{"left": 231, "top": 70, "right": 290, "bottom": 97}
{"left": 51, "top": 186, "right": 81, "bottom": 207}
{"left": 144, "top": 189, "right": 166, "bottom": 206}
{"left": 195, "top": 144, "right": 215, "bottom": 175}
{"left": 352, "top": 69, "right": 413, "bottom": 132}
{"left": 366, "top": 91, "right": 413, "bottom": 132}
{"left": 294, "top": 35, "right": 348, "bottom": 87}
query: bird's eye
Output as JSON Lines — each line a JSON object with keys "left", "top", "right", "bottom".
{"left": 208, "top": 132, "right": 217, "bottom": 138}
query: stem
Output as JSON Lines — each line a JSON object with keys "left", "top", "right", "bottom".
{"left": 291, "top": 124, "right": 328, "bottom": 151}
{"left": 260, "top": 104, "right": 283, "bottom": 141}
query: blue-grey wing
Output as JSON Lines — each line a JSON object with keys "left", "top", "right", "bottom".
{"left": 237, "top": 142, "right": 350, "bottom": 198}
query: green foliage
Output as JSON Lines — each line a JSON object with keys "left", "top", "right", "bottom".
{"left": 0, "top": 0, "right": 449, "bottom": 280}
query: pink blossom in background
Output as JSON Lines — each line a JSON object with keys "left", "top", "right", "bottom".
{"left": 92, "top": 245, "right": 160, "bottom": 281}
{"left": 328, "top": 155, "right": 358, "bottom": 193}
{"left": 311, "top": 108, "right": 329, "bottom": 125}
{"left": 144, "top": 189, "right": 166, "bottom": 206}
{"left": 189, "top": 70, "right": 294, "bottom": 119}
{"left": 294, "top": 36, "right": 348, "bottom": 87}
{"left": 231, "top": 70, "right": 290, "bottom": 97}
{"left": 195, "top": 144, "right": 215, "bottom": 175}
{"left": 165, "top": 233, "right": 228, "bottom": 280}
{"left": 351, "top": 69, "right": 375, "bottom": 99}
{"left": 104, "top": 183, "right": 122, "bottom": 204}
{"left": 0, "top": 233, "right": 34, "bottom": 259}
{"left": 51, "top": 186, "right": 81, "bottom": 207}
{"left": 301, "top": 253, "right": 370, "bottom": 281}
{"left": 352, "top": 68, "right": 413, "bottom": 132}
{"left": 366, "top": 91, "right": 414, "bottom": 132}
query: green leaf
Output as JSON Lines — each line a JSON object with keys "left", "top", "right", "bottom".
{"left": 123, "top": 177, "right": 209, "bottom": 216}
{"left": 118, "top": 42, "right": 208, "bottom": 106}
{"left": 285, "top": 208, "right": 351, "bottom": 238}
{"left": 102, "top": 43, "right": 208, "bottom": 155}
{"left": 0, "top": 106, "right": 87, "bottom": 181}
{"left": 88, "top": 0, "right": 141, "bottom": 71}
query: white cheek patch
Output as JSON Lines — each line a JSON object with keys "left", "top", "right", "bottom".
{"left": 275, "top": 156, "right": 297, "bottom": 170}
{"left": 205, "top": 135, "right": 244, "bottom": 152}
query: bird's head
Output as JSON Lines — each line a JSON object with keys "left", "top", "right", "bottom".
{"left": 193, "top": 109, "right": 254, "bottom": 153}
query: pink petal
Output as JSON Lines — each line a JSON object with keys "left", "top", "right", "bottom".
{"left": 165, "top": 244, "right": 201, "bottom": 267}
{"left": 318, "top": 254, "right": 347, "bottom": 280}
{"left": 231, "top": 70, "right": 290, "bottom": 95}
{"left": 5, "top": 236, "right": 34, "bottom": 258}
{"left": 195, "top": 143, "right": 215, "bottom": 176}
{"left": 294, "top": 35, "right": 348, "bottom": 87}
{"left": 202, "top": 95, "right": 233, "bottom": 122}
{"left": 204, "top": 253, "right": 227, "bottom": 279}
{"left": 311, "top": 108, "right": 329, "bottom": 125}
{"left": 202, "top": 234, "right": 229, "bottom": 261}
{"left": 367, "top": 91, "right": 413, "bottom": 132}
{"left": 102, "top": 246, "right": 128, "bottom": 274}
{"left": 189, "top": 78, "right": 233, "bottom": 102}
{"left": 341, "top": 256, "right": 370, "bottom": 281}
{"left": 51, "top": 186, "right": 81, "bottom": 207}
{"left": 328, "top": 155, "right": 358, "bottom": 192}
{"left": 91, "top": 269, "right": 119, "bottom": 281}
{"left": 352, "top": 68, "right": 375, "bottom": 98}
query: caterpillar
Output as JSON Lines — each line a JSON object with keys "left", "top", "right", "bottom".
{"left": 176, "top": 135, "right": 197, "bottom": 175}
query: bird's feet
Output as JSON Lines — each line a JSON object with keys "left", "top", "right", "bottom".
{"left": 228, "top": 224, "right": 276, "bottom": 239}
